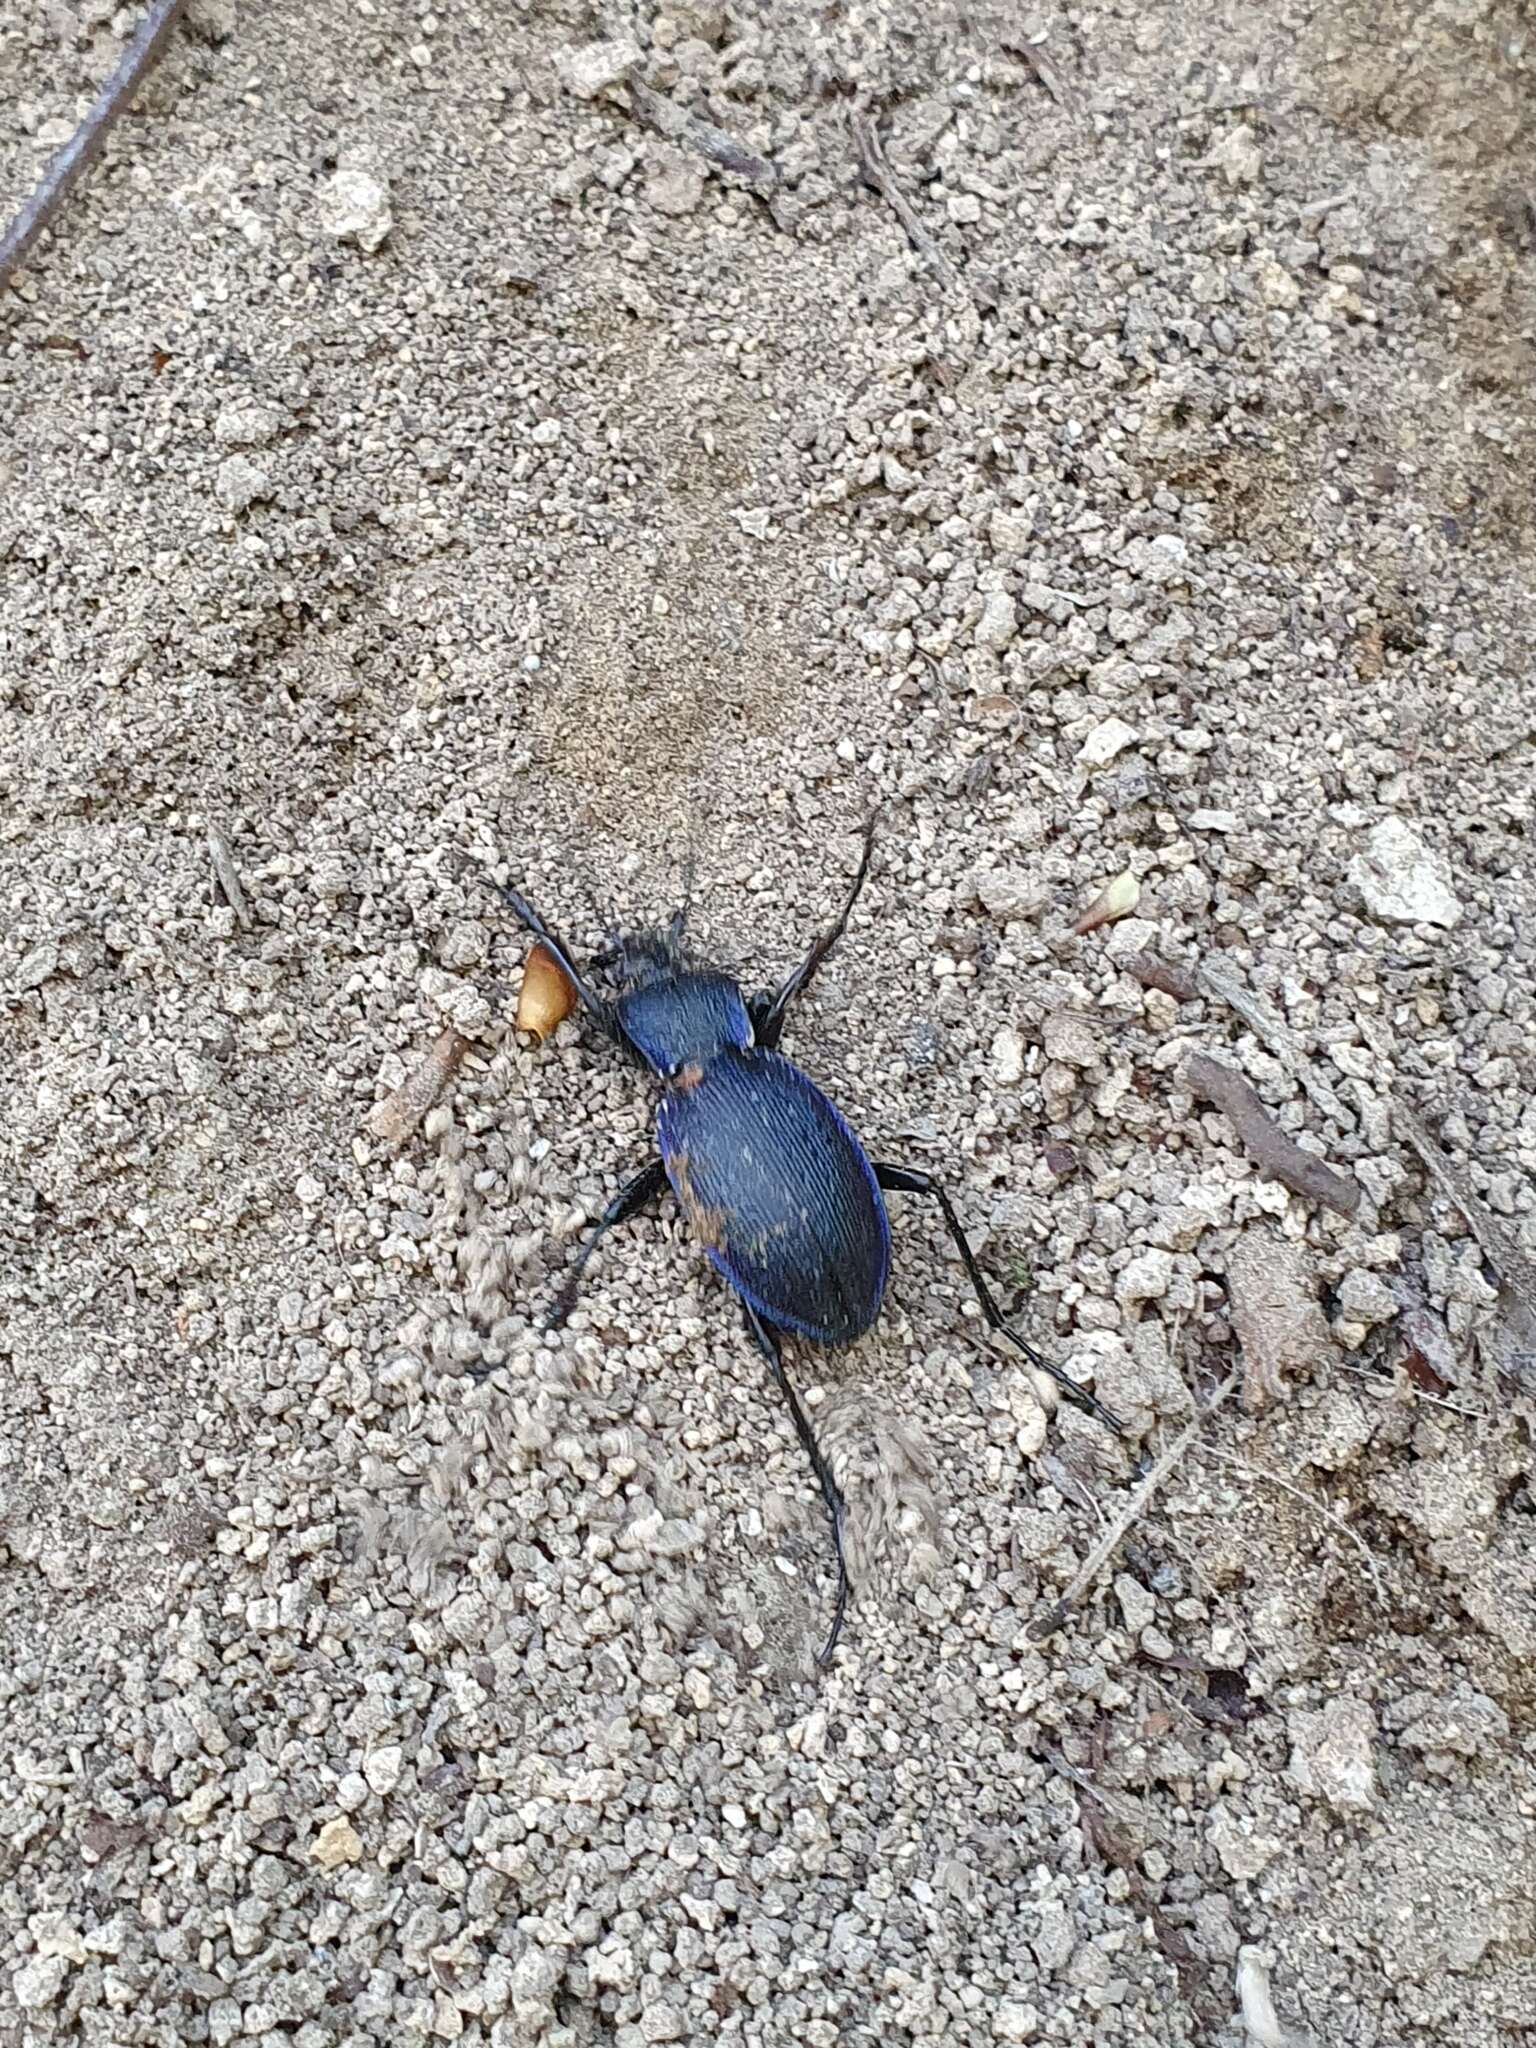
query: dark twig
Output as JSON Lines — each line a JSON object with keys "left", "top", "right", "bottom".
{"left": 1029, "top": 1370, "right": 1239, "bottom": 1641}
{"left": 1395, "top": 1101, "right": 1536, "bottom": 1376}
{"left": 1, "top": 0, "right": 188, "bottom": 293}
{"left": 626, "top": 79, "right": 786, "bottom": 224}
{"left": 1394, "top": 1103, "right": 1536, "bottom": 1308}
{"left": 1186, "top": 1052, "right": 1361, "bottom": 1218}
{"left": 851, "top": 109, "right": 988, "bottom": 305}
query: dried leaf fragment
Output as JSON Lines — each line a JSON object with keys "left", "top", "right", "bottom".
{"left": 516, "top": 940, "right": 577, "bottom": 1042}
{"left": 1074, "top": 868, "right": 1140, "bottom": 935}
{"left": 1225, "top": 1228, "right": 1333, "bottom": 1413}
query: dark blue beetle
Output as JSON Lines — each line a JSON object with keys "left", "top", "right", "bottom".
{"left": 494, "top": 819, "right": 1120, "bottom": 1662}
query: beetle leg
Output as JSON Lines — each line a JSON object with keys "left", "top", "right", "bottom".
{"left": 742, "top": 1303, "right": 850, "bottom": 1667}
{"left": 749, "top": 814, "right": 878, "bottom": 1050}
{"left": 872, "top": 1163, "right": 1125, "bottom": 1436}
{"left": 547, "top": 1158, "right": 669, "bottom": 1328}
{"left": 487, "top": 878, "right": 622, "bottom": 1039}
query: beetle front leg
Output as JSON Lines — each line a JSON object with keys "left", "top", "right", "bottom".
{"left": 742, "top": 1303, "right": 850, "bottom": 1666}
{"left": 872, "top": 1162, "right": 1124, "bottom": 1435}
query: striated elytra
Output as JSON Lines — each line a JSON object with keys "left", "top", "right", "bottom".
{"left": 489, "top": 817, "right": 1121, "bottom": 1664}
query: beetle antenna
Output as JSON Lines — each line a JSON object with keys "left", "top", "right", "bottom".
{"left": 486, "top": 877, "right": 620, "bottom": 1038}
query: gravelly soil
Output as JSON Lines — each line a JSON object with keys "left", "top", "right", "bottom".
{"left": 2, "top": 3, "right": 1533, "bottom": 2045}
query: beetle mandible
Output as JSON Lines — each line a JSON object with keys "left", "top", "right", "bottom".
{"left": 494, "top": 818, "right": 1121, "bottom": 1662}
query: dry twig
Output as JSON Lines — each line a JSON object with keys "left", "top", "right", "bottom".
{"left": 367, "top": 1030, "right": 472, "bottom": 1146}
{"left": 1, "top": 0, "right": 188, "bottom": 292}
{"left": 1029, "top": 1370, "right": 1239, "bottom": 1640}
{"left": 851, "top": 110, "right": 987, "bottom": 305}
{"left": 1195, "top": 958, "right": 1350, "bottom": 1125}
{"left": 1394, "top": 1103, "right": 1536, "bottom": 1322}
{"left": 1186, "top": 1052, "right": 1360, "bottom": 1218}
{"left": 1126, "top": 949, "right": 1353, "bottom": 1131}
{"left": 626, "top": 79, "right": 785, "bottom": 221}
{"left": 206, "top": 825, "right": 251, "bottom": 931}
{"left": 1395, "top": 1101, "right": 1536, "bottom": 1388}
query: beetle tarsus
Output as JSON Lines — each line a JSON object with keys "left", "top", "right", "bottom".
{"left": 744, "top": 1303, "right": 850, "bottom": 1665}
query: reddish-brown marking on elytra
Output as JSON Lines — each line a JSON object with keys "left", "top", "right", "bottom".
{"left": 671, "top": 1061, "right": 706, "bottom": 1093}
{"left": 670, "top": 1147, "right": 729, "bottom": 1253}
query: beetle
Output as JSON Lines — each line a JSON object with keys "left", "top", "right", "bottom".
{"left": 492, "top": 818, "right": 1121, "bottom": 1662}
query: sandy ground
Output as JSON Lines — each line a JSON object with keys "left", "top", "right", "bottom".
{"left": 2, "top": 2, "right": 1535, "bottom": 2044}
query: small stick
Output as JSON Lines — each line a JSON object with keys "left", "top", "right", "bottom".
{"left": 1, "top": 0, "right": 188, "bottom": 293}
{"left": 1124, "top": 949, "right": 1199, "bottom": 1003}
{"left": 206, "top": 824, "right": 251, "bottom": 931}
{"left": 1186, "top": 1052, "right": 1360, "bottom": 1218}
{"left": 1394, "top": 1101, "right": 1536, "bottom": 1334}
{"left": 627, "top": 78, "right": 785, "bottom": 217}
{"left": 1195, "top": 958, "right": 1349, "bottom": 1126}
{"left": 1029, "top": 1369, "right": 1239, "bottom": 1640}
{"left": 851, "top": 109, "right": 970, "bottom": 302}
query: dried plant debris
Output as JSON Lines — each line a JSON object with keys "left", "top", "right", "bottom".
{"left": 851, "top": 108, "right": 989, "bottom": 305}
{"left": 1395, "top": 1101, "right": 1536, "bottom": 1384}
{"left": 515, "top": 938, "right": 578, "bottom": 1043}
{"left": 1030, "top": 1371, "right": 1239, "bottom": 1640}
{"left": 1187, "top": 1053, "right": 1361, "bottom": 1218}
{"left": 1074, "top": 866, "right": 1140, "bottom": 934}
{"left": 627, "top": 78, "right": 785, "bottom": 218}
{"left": 366, "top": 1029, "right": 472, "bottom": 1144}
{"left": 1225, "top": 1229, "right": 1335, "bottom": 1413}
{"left": 4, "top": 0, "right": 1536, "bottom": 2043}
{"left": 1194, "top": 958, "right": 1350, "bottom": 1126}
{"left": 205, "top": 824, "right": 251, "bottom": 930}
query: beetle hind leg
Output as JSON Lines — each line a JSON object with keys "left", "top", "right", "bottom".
{"left": 742, "top": 1303, "right": 850, "bottom": 1667}
{"left": 873, "top": 1161, "right": 1124, "bottom": 1436}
